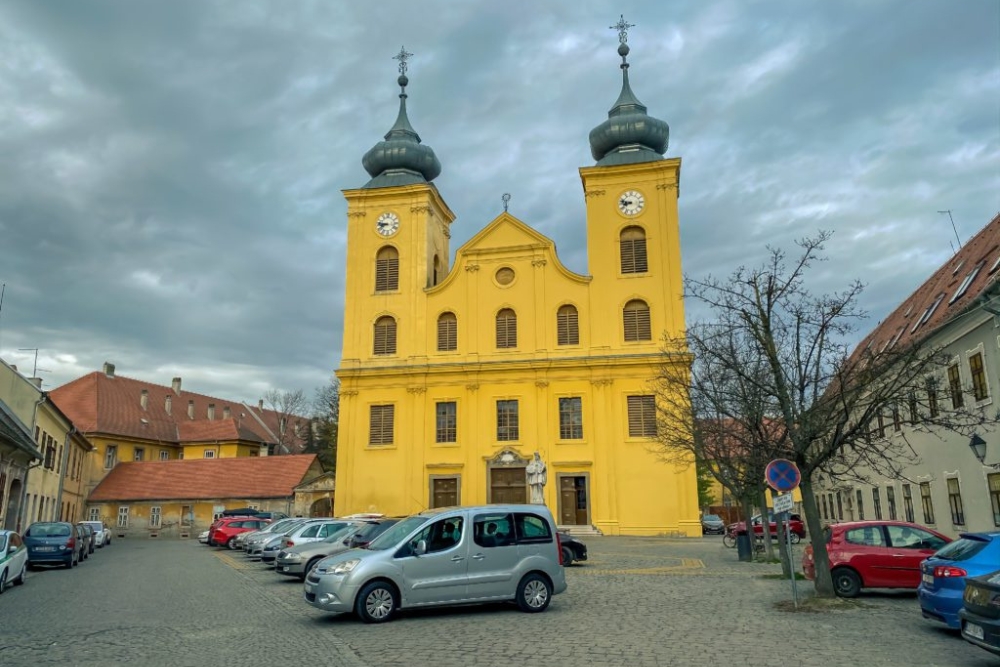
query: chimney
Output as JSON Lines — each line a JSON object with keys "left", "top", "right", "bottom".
{"left": 187, "top": 400, "right": 195, "bottom": 420}
{"left": 103, "top": 362, "right": 116, "bottom": 378}
{"left": 164, "top": 395, "right": 172, "bottom": 414}
{"left": 258, "top": 399, "right": 264, "bottom": 411}
{"left": 172, "top": 377, "right": 182, "bottom": 394}
{"left": 208, "top": 404, "right": 216, "bottom": 420}
{"left": 140, "top": 389, "right": 149, "bottom": 410}
{"left": 223, "top": 406, "right": 231, "bottom": 419}
{"left": 10, "top": 365, "right": 16, "bottom": 372}
{"left": 29, "top": 377, "right": 42, "bottom": 389}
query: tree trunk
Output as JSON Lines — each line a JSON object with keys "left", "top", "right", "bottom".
{"left": 800, "top": 473, "right": 834, "bottom": 596}
{"left": 774, "top": 506, "right": 792, "bottom": 577}
{"left": 758, "top": 489, "right": 775, "bottom": 560}
{"left": 742, "top": 494, "right": 756, "bottom": 563}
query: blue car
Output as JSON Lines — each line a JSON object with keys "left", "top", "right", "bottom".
{"left": 919, "top": 532, "right": 1000, "bottom": 629}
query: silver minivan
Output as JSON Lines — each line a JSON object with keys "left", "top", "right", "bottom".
{"left": 303, "top": 504, "right": 568, "bottom": 623}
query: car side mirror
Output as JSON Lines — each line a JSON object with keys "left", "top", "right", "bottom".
{"left": 7, "top": 545, "right": 16, "bottom": 555}
{"left": 414, "top": 540, "right": 428, "bottom": 556}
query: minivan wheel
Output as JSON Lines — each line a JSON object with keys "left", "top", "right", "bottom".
{"left": 561, "top": 546, "right": 574, "bottom": 567}
{"left": 832, "top": 567, "right": 861, "bottom": 598}
{"left": 355, "top": 581, "right": 398, "bottom": 623}
{"left": 516, "top": 573, "right": 552, "bottom": 613}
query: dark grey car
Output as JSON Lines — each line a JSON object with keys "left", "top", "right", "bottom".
{"left": 276, "top": 522, "right": 363, "bottom": 579}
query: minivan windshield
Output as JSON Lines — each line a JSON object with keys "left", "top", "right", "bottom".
{"left": 366, "top": 517, "right": 426, "bottom": 551}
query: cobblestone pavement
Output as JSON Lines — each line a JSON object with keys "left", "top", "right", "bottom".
{"left": 0, "top": 535, "right": 990, "bottom": 667}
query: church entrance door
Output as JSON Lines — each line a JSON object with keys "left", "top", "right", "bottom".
{"left": 559, "top": 475, "right": 589, "bottom": 525}
{"left": 490, "top": 467, "right": 527, "bottom": 504}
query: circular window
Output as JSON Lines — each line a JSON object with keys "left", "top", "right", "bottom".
{"left": 495, "top": 267, "right": 515, "bottom": 286}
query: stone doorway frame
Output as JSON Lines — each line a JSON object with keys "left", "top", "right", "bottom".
{"left": 484, "top": 447, "right": 530, "bottom": 504}
{"left": 556, "top": 472, "right": 591, "bottom": 526}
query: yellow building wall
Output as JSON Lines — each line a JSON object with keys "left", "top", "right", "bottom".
{"left": 87, "top": 498, "right": 293, "bottom": 535}
{"left": 180, "top": 442, "right": 258, "bottom": 459}
{"left": 334, "top": 158, "right": 700, "bottom": 537}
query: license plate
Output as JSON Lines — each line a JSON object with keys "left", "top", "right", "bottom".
{"left": 966, "top": 622, "right": 985, "bottom": 641}
{"left": 922, "top": 573, "right": 934, "bottom": 586}
{"left": 35, "top": 546, "right": 55, "bottom": 552}
{"left": 282, "top": 566, "right": 290, "bottom": 572}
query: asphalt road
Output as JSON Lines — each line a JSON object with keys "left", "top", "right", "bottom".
{"left": 0, "top": 535, "right": 990, "bottom": 666}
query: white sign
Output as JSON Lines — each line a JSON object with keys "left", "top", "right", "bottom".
{"left": 773, "top": 492, "right": 794, "bottom": 514}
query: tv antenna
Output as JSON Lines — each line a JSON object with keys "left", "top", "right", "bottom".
{"left": 938, "top": 210, "right": 962, "bottom": 251}
{"left": 17, "top": 348, "right": 43, "bottom": 377}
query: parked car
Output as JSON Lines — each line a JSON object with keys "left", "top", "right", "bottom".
{"left": 198, "top": 530, "right": 210, "bottom": 544}
{"left": 77, "top": 524, "right": 96, "bottom": 557}
{"left": 303, "top": 504, "right": 568, "bottom": 623}
{"left": 342, "top": 517, "right": 400, "bottom": 549}
{"left": 701, "top": 514, "right": 726, "bottom": 535}
{"left": 238, "top": 517, "right": 300, "bottom": 550}
{"left": 919, "top": 532, "right": 1000, "bottom": 628}
{"left": 245, "top": 519, "right": 308, "bottom": 558}
{"left": 802, "top": 520, "right": 950, "bottom": 597}
{"left": 79, "top": 521, "right": 111, "bottom": 547}
{"left": 728, "top": 513, "right": 806, "bottom": 541}
{"left": 0, "top": 530, "right": 28, "bottom": 592}
{"left": 24, "top": 522, "right": 82, "bottom": 569}
{"left": 209, "top": 517, "right": 270, "bottom": 549}
{"left": 221, "top": 507, "right": 289, "bottom": 522}
{"left": 260, "top": 519, "right": 336, "bottom": 563}
{"left": 276, "top": 522, "right": 363, "bottom": 579}
{"left": 959, "top": 570, "right": 1000, "bottom": 656}
{"left": 558, "top": 531, "right": 588, "bottom": 565}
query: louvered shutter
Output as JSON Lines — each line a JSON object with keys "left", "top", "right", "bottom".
{"left": 375, "top": 248, "right": 399, "bottom": 292}
{"left": 623, "top": 301, "right": 651, "bottom": 341}
{"left": 369, "top": 405, "right": 395, "bottom": 445}
{"left": 496, "top": 309, "right": 517, "bottom": 348}
{"left": 620, "top": 227, "right": 648, "bottom": 274}
{"left": 557, "top": 306, "right": 579, "bottom": 345}
{"left": 437, "top": 313, "right": 457, "bottom": 351}
{"left": 627, "top": 395, "right": 656, "bottom": 437}
{"left": 373, "top": 317, "right": 397, "bottom": 355}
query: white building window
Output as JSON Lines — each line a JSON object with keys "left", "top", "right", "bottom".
{"left": 159, "top": 450, "right": 169, "bottom": 461}
{"left": 149, "top": 506, "right": 162, "bottom": 529}
{"left": 117, "top": 506, "right": 129, "bottom": 528}
{"left": 104, "top": 445, "right": 118, "bottom": 469}
{"left": 88, "top": 507, "right": 100, "bottom": 521}
{"left": 203, "top": 450, "right": 216, "bottom": 459}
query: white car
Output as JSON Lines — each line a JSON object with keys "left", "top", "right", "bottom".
{"left": 0, "top": 530, "right": 28, "bottom": 593}
{"left": 198, "top": 530, "right": 210, "bottom": 544}
{"left": 79, "top": 521, "right": 112, "bottom": 547}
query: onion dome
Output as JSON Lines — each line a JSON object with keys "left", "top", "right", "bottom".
{"left": 589, "top": 17, "right": 669, "bottom": 166}
{"left": 361, "top": 47, "right": 441, "bottom": 189}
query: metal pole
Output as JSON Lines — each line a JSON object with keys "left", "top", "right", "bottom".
{"left": 785, "top": 510, "right": 799, "bottom": 608}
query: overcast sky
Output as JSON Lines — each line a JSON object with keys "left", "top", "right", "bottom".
{"left": 0, "top": 0, "right": 997, "bottom": 405}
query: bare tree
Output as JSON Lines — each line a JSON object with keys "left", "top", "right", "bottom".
{"left": 661, "top": 232, "right": 986, "bottom": 597}
{"left": 306, "top": 379, "right": 339, "bottom": 470}
{"left": 261, "top": 389, "right": 308, "bottom": 455}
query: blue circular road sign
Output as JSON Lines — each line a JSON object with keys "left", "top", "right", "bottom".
{"left": 765, "top": 459, "right": 801, "bottom": 493}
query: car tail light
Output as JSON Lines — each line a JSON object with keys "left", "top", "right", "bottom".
{"left": 933, "top": 566, "right": 967, "bottom": 578}
{"left": 66, "top": 538, "right": 76, "bottom": 549}
{"left": 286, "top": 540, "right": 294, "bottom": 547}
{"left": 556, "top": 532, "right": 564, "bottom": 565}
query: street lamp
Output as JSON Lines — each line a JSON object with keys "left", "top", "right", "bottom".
{"left": 969, "top": 434, "right": 987, "bottom": 463}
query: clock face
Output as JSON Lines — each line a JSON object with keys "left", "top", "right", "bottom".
{"left": 618, "top": 190, "right": 645, "bottom": 216}
{"left": 375, "top": 212, "right": 400, "bottom": 237}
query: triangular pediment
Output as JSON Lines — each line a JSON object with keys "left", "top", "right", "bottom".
{"left": 461, "top": 212, "right": 553, "bottom": 253}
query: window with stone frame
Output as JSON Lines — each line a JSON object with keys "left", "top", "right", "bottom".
{"left": 435, "top": 402, "right": 457, "bottom": 443}
{"left": 902, "top": 483, "right": 915, "bottom": 523}
{"left": 149, "top": 506, "right": 162, "bottom": 529}
{"left": 437, "top": 312, "right": 458, "bottom": 351}
{"left": 496, "top": 400, "right": 519, "bottom": 441}
{"left": 620, "top": 226, "right": 648, "bottom": 274}
{"left": 556, "top": 305, "right": 579, "bottom": 346}
{"left": 496, "top": 309, "right": 517, "bottom": 348}
{"left": 920, "top": 482, "right": 935, "bottom": 524}
{"left": 927, "top": 378, "right": 939, "bottom": 418}
{"left": 626, "top": 395, "right": 657, "bottom": 437}
{"left": 855, "top": 489, "right": 865, "bottom": 520}
{"left": 623, "top": 300, "right": 651, "bottom": 342}
{"left": 969, "top": 351, "right": 989, "bottom": 402}
{"left": 375, "top": 246, "right": 399, "bottom": 292}
{"left": 886, "top": 485, "right": 897, "bottom": 520}
{"left": 558, "top": 397, "right": 583, "bottom": 439}
{"left": 872, "top": 487, "right": 883, "bottom": 520}
{"left": 133, "top": 447, "right": 145, "bottom": 462}
{"left": 891, "top": 404, "right": 901, "bottom": 432}
{"left": 369, "top": 405, "right": 395, "bottom": 445}
{"left": 104, "top": 445, "right": 118, "bottom": 470}
{"left": 373, "top": 316, "right": 397, "bottom": 355}
{"left": 908, "top": 391, "right": 919, "bottom": 423}
{"left": 948, "top": 477, "right": 965, "bottom": 525}
{"left": 948, "top": 363, "right": 964, "bottom": 409}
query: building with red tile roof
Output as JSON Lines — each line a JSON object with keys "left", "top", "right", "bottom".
{"left": 49, "top": 363, "right": 311, "bottom": 500}
{"left": 86, "top": 454, "right": 324, "bottom": 536}
{"left": 817, "top": 213, "right": 1000, "bottom": 539}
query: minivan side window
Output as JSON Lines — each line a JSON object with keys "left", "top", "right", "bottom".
{"left": 401, "top": 517, "right": 464, "bottom": 556}
{"left": 514, "top": 513, "right": 552, "bottom": 543}
{"left": 473, "top": 513, "right": 515, "bottom": 548}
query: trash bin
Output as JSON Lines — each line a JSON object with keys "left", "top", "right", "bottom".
{"left": 736, "top": 530, "right": 753, "bottom": 562}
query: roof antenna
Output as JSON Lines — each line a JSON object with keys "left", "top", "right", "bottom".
{"left": 938, "top": 210, "right": 961, "bottom": 251}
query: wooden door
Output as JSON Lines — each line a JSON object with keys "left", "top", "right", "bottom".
{"left": 559, "top": 476, "right": 589, "bottom": 525}
{"left": 431, "top": 478, "right": 459, "bottom": 508}
{"left": 490, "top": 468, "right": 527, "bottom": 504}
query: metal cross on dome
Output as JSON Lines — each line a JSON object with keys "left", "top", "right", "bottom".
{"left": 611, "top": 14, "right": 635, "bottom": 44}
{"left": 393, "top": 46, "right": 413, "bottom": 75}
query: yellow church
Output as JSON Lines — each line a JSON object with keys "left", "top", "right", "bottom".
{"left": 334, "top": 28, "right": 699, "bottom": 536}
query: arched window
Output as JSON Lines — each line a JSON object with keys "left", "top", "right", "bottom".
{"left": 623, "top": 300, "right": 651, "bottom": 341}
{"left": 437, "top": 312, "right": 457, "bottom": 351}
{"left": 375, "top": 247, "right": 399, "bottom": 292}
{"left": 556, "top": 305, "right": 579, "bottom": 346}
{"left": 496, "top": 308, "right": 517, "bottom": 349}
{"left": 620, "top": 226, "right": 648, "bottom": 274}
{"left": 373, "top": 316, "right": 397, "bottom": 355}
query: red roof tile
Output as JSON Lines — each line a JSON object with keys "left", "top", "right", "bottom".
{"left": 860, "top": 213, "right": 1000, "bottom": 353}
{"left": 49, "top": 371, "right": 308, "bottom": 450}
{"left": 88, "top": 454, "right": 320, "bottom": 502}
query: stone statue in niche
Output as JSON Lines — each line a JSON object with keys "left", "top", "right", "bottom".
{"left": 526, "top": 451, "right": 547, "bottom": 504}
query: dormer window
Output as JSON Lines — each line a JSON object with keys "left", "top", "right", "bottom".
{"left": 949, "top": 261, "right": 984, "bottom": 304}
{"left": 911, "top": 293, "right": 945, "bottom": 333}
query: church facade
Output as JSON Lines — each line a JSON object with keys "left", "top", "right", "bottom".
{"left": 334, "top": 30, "right": 699, "bottom": 536}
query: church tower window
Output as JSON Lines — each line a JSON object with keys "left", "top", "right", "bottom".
{"left": 437, "top": 312, "right": 458, "bottom": 351}
{"left": 375, "top": 247, "right": 399, "bottom": 292}
{"left": 556, "top": 305, "right": 579, "bottom": 345}
{"left": 620, "top": 227, "right": 648, "bottom": 274}
{"left": 373, "top": 316, "right": 397, "bottom": 355}
{"left": 496, "top": 309, "right": 518, "bottom": 349}
{"left": 623, "top": 300, "right": 651, "bottom": 341}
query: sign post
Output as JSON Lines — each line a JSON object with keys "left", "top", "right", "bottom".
{"left": 765, "top": 459, "right": 802, "bottom": 608}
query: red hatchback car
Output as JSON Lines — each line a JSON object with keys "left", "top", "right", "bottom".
{"left": 802, "top": 520, "right": 951, "bottom": 597}
{"left": 209, "top": 517, "right": 270, "bottom": 549}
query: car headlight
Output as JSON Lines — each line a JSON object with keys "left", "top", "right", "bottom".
{"left": 284, "top": 553, "right": 303, "bottom": 561}
{"left": 332, "top": 558, "right": 361, "bottom": 575}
